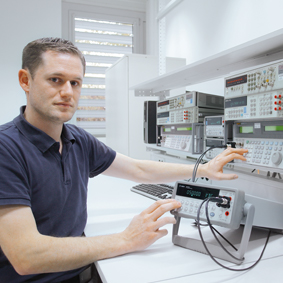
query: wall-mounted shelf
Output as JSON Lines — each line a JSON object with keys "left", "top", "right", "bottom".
{"left": 131, "top": 28, "right": 283, "bottom": 95}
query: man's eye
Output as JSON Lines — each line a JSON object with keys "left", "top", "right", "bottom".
{"left": 51, "top": 78, "right": 60, "bottom": 83}
{"left": 71, "top": 81, "right": 79, "bottom": 86}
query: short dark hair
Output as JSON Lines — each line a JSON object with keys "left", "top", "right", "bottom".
{"left": 22, "top": 37, "right": 86, "bottom": 78}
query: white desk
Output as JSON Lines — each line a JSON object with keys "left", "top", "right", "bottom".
{"left": 85, "top": 175, "right": 283, "bottom": 283}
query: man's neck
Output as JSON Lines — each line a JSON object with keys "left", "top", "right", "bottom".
{"left": 23, "top": 110, "right": 63, "bottom": 143}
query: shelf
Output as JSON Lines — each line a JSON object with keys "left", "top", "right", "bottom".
{"left": 131, "top": 28, "right": 283, "bottom": 94}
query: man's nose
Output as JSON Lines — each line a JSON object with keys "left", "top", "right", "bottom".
{"left": 60, "top": 81, "right": 73, "bottom": 98}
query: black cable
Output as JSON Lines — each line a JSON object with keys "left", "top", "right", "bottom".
{"left": 192, "top": 147, "right": 211, "bottom": 182}
{"left": 194, "top": 209, "right": 238, "bottom": 250}
{"left": 196, "top": 198, "right": 241, "bottom": 261}
{"left": 192, "top": 147, "right": 214, "bottom": 182}
{"left": 196, "top": 198, "right": 271, "bottom": 271}
{"left": 192, "top": 145, "right": 227, "bottom": 182}
{"left": 205, "top": 198, "right": 242, "bottom": 261}
{"left": 211, "top": 226, "right": 238, "bottom": 252}
{"left": 192, "top": 144, "right": 271, "bottom": 270}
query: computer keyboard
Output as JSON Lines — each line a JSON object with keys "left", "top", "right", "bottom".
{"left": 130, "top": 183, "right": 174, "bottom": 200}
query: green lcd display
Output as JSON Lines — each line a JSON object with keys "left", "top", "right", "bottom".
{"left": 177, "top": 127, "right": 192, "bottom": 131}
{"left": 163, "top": 128, "right": 171, "bottom": 132}
{"left": 265, "top": 126, "right": 283, "bottom": 132}
{"left": 239, "top": 126, "right": 253, "bottom": 134}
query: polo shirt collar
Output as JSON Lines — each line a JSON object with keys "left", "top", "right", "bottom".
{"left": 13, "top": 106, "right": 76, "bottom": 153}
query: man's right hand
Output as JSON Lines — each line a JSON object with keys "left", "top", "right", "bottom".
{"left": 120, "top": 199, "right": 182, "bottom": 252}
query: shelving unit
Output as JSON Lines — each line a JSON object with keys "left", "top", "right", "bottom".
{"left": 132, "top": 28, "right": 283, "bottom": 187}
{"left": 131, "top": 28, "right": 283, "bottom": 95}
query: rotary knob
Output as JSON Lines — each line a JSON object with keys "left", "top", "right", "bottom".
{"left": 180, "top": 141, "right": 187, "bottom": 150}
{"left": 271, "top": 152, "right": 282, "bottom": 165}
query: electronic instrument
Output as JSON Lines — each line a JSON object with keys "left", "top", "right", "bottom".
{"left": 233, "top": 120, "right": 283, "bottom": 169}
{"left": 172, "top": 181, "right": 245, "bottom": 229}
{"left": 224, "top": 60, "right": 283, "bottom": 121}
{"left": 157, "top": 91, "right": 224, "bottom": 125}
{"left": 143, "top": 101, "right": 157, "bottom": 144}
{"left": 204, "top": 116, "right": 233, "bottom": 159}
{"left": 159, "top": 123, "right": 204, "bottom": 154}
{"left": 156, "top": 92, "right": 224, "bottom": 154}
{"left": 171, "top": 181, "right": 283, "bottom": 264}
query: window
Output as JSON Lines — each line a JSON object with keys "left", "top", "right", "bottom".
{"left": 62, "top": 3, "right": 145, "bottom": 137}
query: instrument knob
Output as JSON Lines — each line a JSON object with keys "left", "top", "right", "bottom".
{"left": 271, "top": 152, "right": 282, "bottom": 165}
{"left": 180, "top": 141, "right": 187, "bottom": 149}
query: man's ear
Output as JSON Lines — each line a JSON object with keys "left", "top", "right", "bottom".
{"left": 18, "top": 69, "right": 31, "bottom": 93}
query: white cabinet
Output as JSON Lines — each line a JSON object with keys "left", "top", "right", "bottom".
{"left": 105, "top": 54, "right": 185, "bottom": 159}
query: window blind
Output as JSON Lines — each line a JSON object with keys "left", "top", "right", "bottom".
{"left": 74, "top": 17, "right": 134, "bottom": 136}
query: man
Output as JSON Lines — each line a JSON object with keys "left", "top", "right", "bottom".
{"left": 0, "top": 38, "right": 247, "bottom": 282}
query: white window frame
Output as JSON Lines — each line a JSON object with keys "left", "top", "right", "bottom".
{"left": 62, "top": 2, "right": 146, "bottom": 136}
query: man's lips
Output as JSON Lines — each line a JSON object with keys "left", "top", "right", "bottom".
{"left": 55, "top": 102, "right": 73, "bottom": 107}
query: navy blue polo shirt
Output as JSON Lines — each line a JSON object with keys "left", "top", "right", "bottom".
{"left": 0, "top": 106, "right": 116, "bottom": 282}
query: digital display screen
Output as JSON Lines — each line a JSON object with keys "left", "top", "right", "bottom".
{"left": 163, "top": 128, "right": 171, "bottom": 132}
{"left": 157, "top": 112, "right": 169, "bottom": 119}
{"left": 225, "top": 96, "right": 247, "bottom": 108}
{"left": 239, "top": 126, "right": 253, "bottom": 134}
{"left": 265, "top": 125, "right": 283, "bottom": 132}
{"left": 158, "top": 100, "right": 169, "bottom": 107}
{"left": 176, "top": 183, "right": 219, "bottom": 200}
{"left": 206, "top": 139, "right": 224, "bottom": 147}
{"left": 206, "top": 117, "right": 222, "bottom": 125}
{"left": 177, "top": 127, "right": 192, "bottom": 131}
{"left": 226, "top": 75, "right": 247, "bottom": 88}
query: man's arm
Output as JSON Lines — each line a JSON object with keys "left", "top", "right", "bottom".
{"left": 103, "top": 147, "right": 248, "bottom": 183}
{"left": 0, "top": 199, "right": 181, "bottom": 275}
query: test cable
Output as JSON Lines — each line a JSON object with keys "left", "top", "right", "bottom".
{"left": 195, "top": 197, "right": 271, "bottom": 271}
{"left": 192, "top": 145, "right": 228, "bottom": 182}
{"left": 191, "top": 145, "right": 271, "bottom": 271}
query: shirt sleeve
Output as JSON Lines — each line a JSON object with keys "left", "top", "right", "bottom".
{"left": 84, "top": 131, "right": 116, "bottom": 178}
{"left": 0, "top": 140, "right": 31, "bottom": 207}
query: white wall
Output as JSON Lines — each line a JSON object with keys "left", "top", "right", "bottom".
{"left": 0, "top": 0, "right": 62, "bottom": 125}
{"left": 165, "top": 0, "right": 283, "bottom": 65}
{"left": 155, "top": 0, "right": 283, "bottom": 95}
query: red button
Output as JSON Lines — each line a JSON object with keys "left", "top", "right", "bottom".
{"left": 225, "top": 211, "right": 229, "bottom": 216}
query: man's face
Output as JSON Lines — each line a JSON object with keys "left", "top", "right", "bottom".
{"left": 25, "top": 50, "right": 84, "bottom": 125}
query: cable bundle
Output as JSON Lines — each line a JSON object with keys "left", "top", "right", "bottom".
{"left": 192, "top": 145, "right": 271, "bottom": 271}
